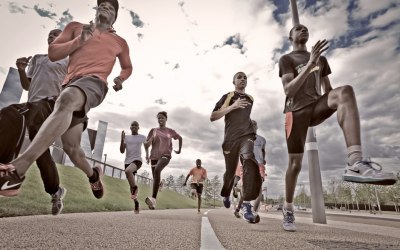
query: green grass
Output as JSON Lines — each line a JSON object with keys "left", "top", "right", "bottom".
{"left": 0, "top": 164, "right": 198, "bottom": 217}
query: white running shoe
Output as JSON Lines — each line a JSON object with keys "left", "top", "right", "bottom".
{"left": 282, "top": 207, "right": 296, "bottom": 232}
{"left": 145, "top": 197, "right": 156, "bottom": 210}
{"left": 343, "top": 159, "right": 397, "bottom": 185}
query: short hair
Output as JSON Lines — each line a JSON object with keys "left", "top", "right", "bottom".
{"left": 289, "top": 24, "right": 307, "bottom": 41}
{"left": 157, "top": 111, "right": 168, "bottom": 119}
{"left": 232, "top": 71, "right": 246, "bottom": 83}
{"left": 131, "top": 121, "right": 139, "bottom": 126}
{"left": 97, "top": 0, "right": 119, "bottom": 24}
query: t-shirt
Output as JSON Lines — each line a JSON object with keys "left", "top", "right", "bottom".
{"left": 124, "top": 134, "right": 146, "bottom": 164}
{"left": 26, "top": 54, "right": 68, "bottom": 102}
{"left": 254, "top": 134, "right": 266, "bottom": 164}
{"left": 278, "top": 51, "right": 331, "bottom": 113}
{"left": 147, "top": 127, "right": 181, "bottom": 160}
{"left": 49, "top": 21, "right": 132, "bottom": 86}
{"left": 188, "top": 167, "right": 207, "bottom": 184}
{"left": 212, "top": 91, "right": 255, "bottom": 143}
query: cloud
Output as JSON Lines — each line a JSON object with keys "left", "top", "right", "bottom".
{"left": 129, "top": 10, "right": 144, "bottom": 28}
{"left": 219, "top": 33, "right": 247, "bottom": 54}
{"left": 8, "top": 2, "right": 26, "bottom": 14}
{"left": 56, "top": 9, "right": 73, "bottom": 30}
{"left": 33, "top": 4, "right": 57, "bottom": 19}
{"left": 154, "top": 98, "right": 167, "bottom": 105}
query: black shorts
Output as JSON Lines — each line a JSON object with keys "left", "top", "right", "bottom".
{"left": 285, "top": 93, "right": 336, "bottom": 154}
{"left": 190, "top": 183, "right": 204, "bottom": 194}
{"left": 124, "top": 160, "right": 142, "bottom": 175}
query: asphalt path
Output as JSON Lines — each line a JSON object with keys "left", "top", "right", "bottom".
{"left": 1, "top": 209, "right": 399, "bottom": 249}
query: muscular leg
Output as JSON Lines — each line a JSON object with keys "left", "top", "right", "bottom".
{"left": 12, "top": 87, "right": 86, "bottom": 176}
{"left": 152, "top": 157, "right": 170, "bottom": 199}
{"left": 125, "top": 163, "right": 138, "bottom": 188}
{"left": 253, "top": 184, "right": 264, "bottom": 212}
{"left": 285, "top": 153, "right": 303, "bottom": 204}
{"left": 327, "top": 85, "right": 361, "bottom": 147}
{"left": 61, "top": 123, "right": 93, "bottom": 177}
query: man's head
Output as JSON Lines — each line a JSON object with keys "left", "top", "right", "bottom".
{"left": 251, "top": 120, "right": 258, "bottom": 131}
{"left": 47, "top": 29, "right": 62, "bottom": 45}
{"left": 97, "top": 0, "right": 119, "bottom": 24}
{"left": 232, "top": 71, "right": 247, "bottom": 90}
{"left": 288, "top": 24, "right": 309, "bottom": 44}
{"left": 157, "top": 111, "right": 168, "bottom": 127}
{"left": 196, "top": 159, "right": 202, "bottom": 168}
{"left": 130, "top": 121, "right": 139, "bottom": 134}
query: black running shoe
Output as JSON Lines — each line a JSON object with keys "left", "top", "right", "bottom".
{"left": 0, "top": 164, "right": 25, "bottom": 197}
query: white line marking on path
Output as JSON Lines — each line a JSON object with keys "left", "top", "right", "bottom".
{"left": 201, "top": 215, "right": 225, "bottom": 250}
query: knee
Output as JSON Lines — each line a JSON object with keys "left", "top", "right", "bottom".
{"left": 338, "top": 85, "right": 355, "bottom": 102}
{"left": 288, "top": 159, "right": 302, "bottom": 175}
{"left": 63, "top": 143, "right": 83, "bottom": 158}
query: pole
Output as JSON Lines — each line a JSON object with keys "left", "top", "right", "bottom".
{"left": 290, "top": 0, "right": 300, "bottom": 26}
{"left": 306, "top": 127, "right": 327, "bottom": 223}
{"left": 290, "top": 0, "right": 327, "bottom": 224}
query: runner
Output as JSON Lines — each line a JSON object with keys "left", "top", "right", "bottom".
{"left": 278, "top": 24, "right": 397, "bottom": 231}
{"left": 0, "top": 29, "right": 68, "bottom": 215}
{"left": 210, "top": 72, "right": 262, "bottom": 223}
{"left": 120, "top": 121, "right": 148, "bottom": 214}
{"left": 0, "top": 0, "right": 132, "bottom": 200}
{"left": 183, "top": 159, "right": 207, "bottom": 214}
{"left": 144, "top": 111, "right": 182, "bottom": 210}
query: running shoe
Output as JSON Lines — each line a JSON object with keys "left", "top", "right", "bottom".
{"left": 134, "top": 200, "right": 139, "bottom": 214}
{"left": 0, "top": 164, "right": 25, "bottom": 197}
{"left": 51, "top": 187, "right": 66, "bottom": 216}
{"left": 343, "top": 159, "right": 397, "bottom": 185}
{"left": 254, "top": 213, "right": 260, "bottom": 224}
{"left": 282, "top": 207, "right": 296, "bottom": 232}
{"left": 233, "top": 209, "right": 241, "bottom": 218}
{"left": 90, "top": 165, "right": 104, "bottom": 199}
{"left": 223, "top": 196, "right": 231, "bottom": 208}
{"left": 145, "top": 196, "right": 156, "bottom": 210}
{"left": 240, "top": 202, "right": 255, "bottom": 223}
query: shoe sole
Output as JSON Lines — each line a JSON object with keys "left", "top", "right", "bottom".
{"left": 343, "top": 176, "right": 397, "bottom": 185}
{"left": 283, "top": 226, "right": 296, "bottom": 232}
{"left": 0, "top": 189, "right": 20, "bottom": 197}
{"left": 145, "top": 197, "right": 155, "bottom": 210}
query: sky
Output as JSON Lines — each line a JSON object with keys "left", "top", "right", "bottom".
{"left": 0, "top": 0, "right": 399, "bottom": 198}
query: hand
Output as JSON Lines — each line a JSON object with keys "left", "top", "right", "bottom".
{"left": 16, "top": 56, "right": 32, "bottom": 71}
{"left": 231, "top": 98, "right": 251, "bottom": 110}
{"left": 309, "top": 39, "right": 329, "bottom": 66}
{"left": 174, "top": 149, "right": 181, "bottom": 154}
{"left": 263, "top": 159, "right": 266, "bottom": 165}
{"left": 81, "top": 21, "right": 95, "bottom": 43}
{"left": 121, "top": 130, "right": 125, "bottom": 140}
{"left": 112, "top": 77, "right": 123, "bottom": 92}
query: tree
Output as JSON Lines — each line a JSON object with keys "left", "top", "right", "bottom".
{"left": 166, "top": 175, "right": 175, "bottom": 190}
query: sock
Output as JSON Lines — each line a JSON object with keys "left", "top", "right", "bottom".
{"left": 284, "top": 202, "right": 294, "bottom": 211}
{"left": 347, "top": 145, "right": 362, "bottom": 165}
{"left": 89, "top": 168, "right": 99, "bottom": 183}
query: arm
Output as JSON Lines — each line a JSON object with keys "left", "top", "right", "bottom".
{"left": 15, "top": 56, "right": 32, "bottom": 90}
{"left": 144, "top": 128, "right": 155, "bottom": 148}
{"left": 174, "top": 134, "right": 182, "bottom": 154}
{"left": 113, "top": 41, "right": 133, "bottom": 92}
{"left": 143, "top": 141, "right": 149, "bottom": 162}
{"left": 262, "top": 146, "right": 266, "bottom": 165}
{"left": 183, "top": 174, "right": 190, "bottom": 186}
{"left": 210, "top": 98, "right": 250, "bottom": 121}
{"left": 119, "top": 130, "right": 125, "bottom": 153}
{"left": 282, "top": 40, "right": 329, "bottom": 97}
{"left": 48, "top": 22, "right": 94, "bottom": 62}
{"left": 321, "top": 76, "right": 333, "bottom": 94}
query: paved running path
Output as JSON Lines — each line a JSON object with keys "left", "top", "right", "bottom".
{"left": 1, "top": 209, "right": 399, "bottom": 249}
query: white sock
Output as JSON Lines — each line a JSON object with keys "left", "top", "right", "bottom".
{"left": 284, "top": 202, "right": 294, "bottom": 211}
{"left": 347, "top": 145, "right": 362, "bottom": 165}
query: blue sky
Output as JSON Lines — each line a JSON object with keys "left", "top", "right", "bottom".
{"left": 0, "top": 0, "right": 399, "bottom": 197}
